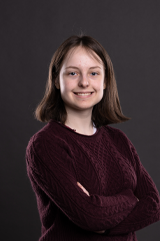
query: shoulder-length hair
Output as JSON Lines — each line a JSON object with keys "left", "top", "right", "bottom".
{"left": 34, "top": 34, "right": 131, "bottom": 128}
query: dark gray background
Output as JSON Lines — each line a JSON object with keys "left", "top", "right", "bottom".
{"left": 1, "top": 0, "right": 160, "bottom": 240}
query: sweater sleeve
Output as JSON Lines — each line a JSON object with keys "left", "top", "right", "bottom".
{"left": 26, "top": 133, "right": 138, "bottom": 232}
{"left": 109, "top": 133, "right": 160, "bottom": 236}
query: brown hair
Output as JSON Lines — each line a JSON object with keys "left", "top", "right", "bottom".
{"left": 34, "top": 33, "right": 131, "bottom": 128}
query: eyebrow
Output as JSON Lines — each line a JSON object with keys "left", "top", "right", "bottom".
{"left": 65, "top": 66, "right": 101, "bottom": 70}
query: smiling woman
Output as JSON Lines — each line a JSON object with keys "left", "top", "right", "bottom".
{"left": 26, "top": 34, "right": 160, "bottom": 241}
{"left": 54, "top": 44, "right": 108, "bottom": 133}
{"left": 34, "top": 34, "right": 130, "bottom": 132}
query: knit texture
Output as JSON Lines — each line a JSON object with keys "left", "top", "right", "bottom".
{"left": 26, "top": 120, "right": 160, "bottom": 241}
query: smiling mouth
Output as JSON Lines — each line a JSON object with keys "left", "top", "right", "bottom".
{"left": 74, "top": 92, "right": 93, "bottom": 95}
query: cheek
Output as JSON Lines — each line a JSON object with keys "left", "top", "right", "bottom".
{"left": 60, "top": 82, "right": 75, "bottom": 98}
{"left": 60, "top": 78, "right": 71, "bottom": 92}
{"left": 94, "top": 82, "right": 104, "bottom": 91}
{"left": 97, "top": 83, "right": 105, "bottom": 98}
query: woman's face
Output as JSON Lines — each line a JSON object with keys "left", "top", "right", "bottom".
{"left": 58, "top": 46, "right": 106, "bottom": 112}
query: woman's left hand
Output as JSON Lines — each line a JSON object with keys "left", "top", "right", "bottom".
{"left": 77, "top": 182, "right": 106, "bottom": 234}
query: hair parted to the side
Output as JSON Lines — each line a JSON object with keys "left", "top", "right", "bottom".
{"left": 34, "top": 33, "right": 131, "bottom": 129}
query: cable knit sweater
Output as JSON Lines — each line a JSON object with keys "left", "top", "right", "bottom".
{"left": 25, "top": 120, "right": 160, "bottom": 241}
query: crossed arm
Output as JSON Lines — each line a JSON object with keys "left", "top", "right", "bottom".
{"left": 76, "top": 133, "right": 160, "bottom": 235}
{"left": 26, "top": 136, "right": 139, "bottom": 233}
{"left": 77, "top": 181, "right": 140, "bottom": 234}
{"left": 27, "top": 131, "right": 160, "bottom": 235}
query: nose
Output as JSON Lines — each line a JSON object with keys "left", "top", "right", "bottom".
{"left": 78, "top": 74, "right": 89, "bottom": 87}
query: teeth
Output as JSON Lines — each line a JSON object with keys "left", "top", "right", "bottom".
{"left": 77, "top": 93, "right": 92, "bottom": 96}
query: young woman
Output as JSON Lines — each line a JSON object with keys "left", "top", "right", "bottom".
{"left": 26, "top": 34, "right": 160, "bottom": 241}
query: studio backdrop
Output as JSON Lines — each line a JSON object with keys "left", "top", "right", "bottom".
{"left": 1, "top": 0, "right": 160, "bottom": 240}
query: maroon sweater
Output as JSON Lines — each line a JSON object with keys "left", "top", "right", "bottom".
{"left": 26, "top": 120, "right": 160, "bottom": 241}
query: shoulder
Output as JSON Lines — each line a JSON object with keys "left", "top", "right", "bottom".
{"left": 25, "top": 121, "right": 76, "bottom": 175}
{"left": 26, "top": 120, "right": 70, "bottom": 165}
{"left": 26, "top": 122, "right": 50, "bottom": 153}
{"left": 104, "top": 125, "right": 130, "bottom": 143}
{"left": 104, "top": 125, "right": 135, "bottom": 157}
{"left": 26, "top": 120, "right": 63, "bottom": 149}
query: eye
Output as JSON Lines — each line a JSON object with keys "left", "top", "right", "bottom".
{"left": 69, "top": 72, "right": 77, "bottom": 76}
{"left": 91, "top": 72, "right": 98, "bottom": 76}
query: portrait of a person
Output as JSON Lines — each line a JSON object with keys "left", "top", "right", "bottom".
{"left": 26, "top": 34, "right": 160, "bottom": 240}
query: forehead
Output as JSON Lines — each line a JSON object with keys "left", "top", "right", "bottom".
{"left": 64, "top": 46, "right": 103, "bottom": 66}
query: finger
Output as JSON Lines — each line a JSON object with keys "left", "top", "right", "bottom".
{"left": 77, "top": 182, "right": 83, "bottom": 189}
{"left": 77, "top": 182, "right": 90, "bottom": 196}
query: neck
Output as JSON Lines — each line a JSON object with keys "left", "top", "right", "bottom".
{"left": 63, "top": 107, "right": 94, "bottom": 135}
{"left": 65, "top": 120, "right": 94, "bottom": 135}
